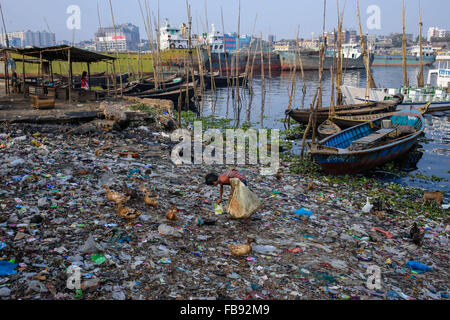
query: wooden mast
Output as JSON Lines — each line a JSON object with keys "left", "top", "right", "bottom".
{"left": 108, "top": 0, "right": 123, "bottom": 97}
{"left": 356, "top": 0, "right": 376, "bottom": 92}
{"left": 311, "top": 0, "right": 327, "bottom": 144}
{"left": 220, "top": 7, "right": 230, "bottom": 86}
{"left": 335, "top": 0, "right": 345, "bottom": 105}
{"left": 0, "top": 2, "right": 9, "bottom": 95}
{"left": 417, "top": 2, "right": 424, "bottom": 88}
{"left": 402, "top": 0, "right": 409, "bottom": 88}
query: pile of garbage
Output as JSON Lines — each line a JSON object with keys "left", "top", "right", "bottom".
{"left": 0, "top": 122, "right": 448, "bottom": 300}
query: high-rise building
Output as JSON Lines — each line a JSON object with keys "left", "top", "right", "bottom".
{"left": 427, "top": 27, "right": 449, "bottom": 41}
{"left": 95, "top": 23, "right": 140, "bottom": 52}
{"left": 0, "top": 30, "right": 56, "bottom": 47}
{"left": 268, "top": 35, "right": 276, "bottom": 43}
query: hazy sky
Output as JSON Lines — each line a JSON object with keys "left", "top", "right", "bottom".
{"left": 2, "top": 0, "right": 449, "bottom": 42}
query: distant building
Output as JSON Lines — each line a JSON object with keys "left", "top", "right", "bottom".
{"left": 221, "top": 33, "right": 251, "bottom": 52}
{"left": 268, "top": 35, "right": 276, "bottom": 43}
{"left": 273, "top": 41, "right": 296, "bottom": 52}
{"left": 367, "top": 34, "right": 377, "bottom": 44}
{"left": 95, "top": 23, "right": 140, "bottom": 52}
{"left": 427, "top": 27, "right": 449, "bottom": 42}
{"left": 57, "top": 40, "right": 71, "bottom": 46}
{"left": 0, "top": 30, "right": 56, "bottom": 47}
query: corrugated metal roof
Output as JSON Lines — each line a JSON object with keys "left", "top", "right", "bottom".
{"left": 4, "top": 45, "right": 116, "bottom": 63}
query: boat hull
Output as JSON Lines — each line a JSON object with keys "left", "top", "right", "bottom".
{"left": 316, "top": 138, "right": 418, "bottom": 175}
{"left": 286, "top": 101, "right": 399, "bottom": 125}
{"left": 309, "top": 110, "right": 425, "bottom": 175}
{"left": 203, "top": 51, "right": 282, "bottom": 74}
{"left": 278, "top": 51, "right": 371, "bottom": 71}
{"left": 372, "top": 54, "right": 436, "bottom": 67}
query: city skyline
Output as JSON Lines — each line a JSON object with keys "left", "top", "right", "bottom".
{"left": 1, "top": 0, "right": 449, "bottom": 43}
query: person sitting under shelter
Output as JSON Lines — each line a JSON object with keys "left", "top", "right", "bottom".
{"left": 81, "top": 71, "right": 90, "bottom": 90}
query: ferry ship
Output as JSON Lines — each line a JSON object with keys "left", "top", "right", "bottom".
{"left": 201, "top": 25, "right": 281, "bottom": 74}
{"left": 159, "top": 19, "right": 189, "bottom": 51}
{"left": 277, "top": 43, "right": 371, "bottom": 71}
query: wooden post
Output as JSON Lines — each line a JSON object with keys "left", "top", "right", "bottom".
{"left": 87, "top": 62, "right": 91, "bottom": 89}
{"left": 401, "top": 0, "right": 409, "bottom": 88}
{"left": 22, "top": 54, "right": 25, "bottom": 96}
{"left": 38, "top": 51, "right": 42, "bottom": 91}
{"left": 50, "top": 61, "right": 54, "bottom": 87}
{"left": 417, "top": 3, "right": 424, "bottom": 88}
{"left": 3, "top": 51, "right": 9, "bottom": 95}
{"left": 68, "top": 48, "right": 72, "bottom": 102}
{"left": 112, "top": 60, "right": 118, "bottom": 100}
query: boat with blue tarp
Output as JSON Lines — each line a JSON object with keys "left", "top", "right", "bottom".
{"left": 308, "top": 109, "right": 425, "bottom": 175}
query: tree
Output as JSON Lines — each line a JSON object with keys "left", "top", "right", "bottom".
{"left": 391, "top": 34, "right": 403, "bottom": 47}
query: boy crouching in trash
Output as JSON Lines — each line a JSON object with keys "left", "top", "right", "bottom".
{"left": 205, "top": 168, "right": 247, "bottom": 204}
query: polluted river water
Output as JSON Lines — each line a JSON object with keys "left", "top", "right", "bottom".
{"left": 200, "top": 66, "right": 450, "bottom": 193}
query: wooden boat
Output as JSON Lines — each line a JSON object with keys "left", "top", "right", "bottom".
{"left": 286, "top": 99, "right": 400, "bottom": 125}
{"left": 318, "top": 119, "right": 341, "bottom": 139}
{"left": 308, "top": 109, "right": 425, "bottom": 175}
{"left": 195, "top": 72, "right": 245, "bottom": 89}
{"left": 136, "top": 81, "right": 199, "bottom": 110}
{"left": 331, "top": 103, "right": 430, "bottom": 128}
{"left": 122, "top": 76, "right": 184, "bottom": 95}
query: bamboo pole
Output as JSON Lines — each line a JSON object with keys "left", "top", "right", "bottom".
{"left": 268, "top": 42, "right": 272, "bottom": 79}
{"left": 87, "top": 62, "right": 91, "bottom": 88}
{"left": 22, "top": 53, "right": 25, "bottom": 96}
{"left": 287, "top": 46, "right": 297, "bottom": 111}
{"left": 0, "top": 2, "right": 9, "bottom": 95}
{"left": 112, "top": 60, "right": 118, "bottom": 100}
{"left": 402, "top": 0, "right": 409, "bottom": 88}
{"left": 39, "top": 51, "right": 43, "bottom": 91}
{"left": 243, "top": 14, "right": 258, "bottom": 90}
{"left": 108, "top": 0, "right": 123, "bottom": 97}
{"left": 234, "top": 0, "right": 241, "bottom": 127}
{"left": 139, "top": 0, "right": 157, "bottom": 87}
{"left": 260, "top": 34, "right": 265, "bottom": 123}
{"left": 329, "top": 65, "right": 335, "bottom": 118}
{"left": 137, "top": 44, "right": 142, "bottom": 81}
{"left": 312, "top": 42, "right": 326, "bottom": 143}
{"left": 295, "top": 26, "right": 306, "bottom": 109}
{"left": 312, "top": 0, "right": 327, "bottom": 143}
{"left": 155, "top": 1, "right": 163, "bottom": 83}
{"left": 203, "top": 1, "right": 215, "bottom": 91}
{"left": 300, "top": 88, "right": 319, "bottom": 159}
{"left": 417, "top": 2, "right": 424, "bottom": 88}
{"left": 220, "top": 7, "right": 230, "bottom": 86}
{"left": 356, "top": 0, "right": 376, "bottom": 90}
{"left": 68, "top": 49, "right": 72, "bottom": 102}
{"left": 178, "top": 86, "right": 182, "bottom": 127}
{"left": 335, "top": 0, "right": 345, "bottom": 105}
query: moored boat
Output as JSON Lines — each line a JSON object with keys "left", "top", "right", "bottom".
{"left": 308, "top": 109, "right": 425, "bottom": 175}
{"left": 278, "top": 44, "right": 372, "bottom": 71}
{"left": 331, "top": 103, "right": 430, "bottom": 128}
{"left": 285, "top": 98, "right": 401, "bottom": 125}
{"left": 318, "top": 119, "right": 342, "bottom": 139}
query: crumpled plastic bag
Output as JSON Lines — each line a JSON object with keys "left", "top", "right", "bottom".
{"left": 226, "top": 178, "right": 262, "bottom": 219}
{"left": 79, "top": 235, "right": 104, "bottom": 254}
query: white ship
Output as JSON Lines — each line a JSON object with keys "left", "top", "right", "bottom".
{"left": 159, "top": 19, "right": 189, "bottom": 51}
